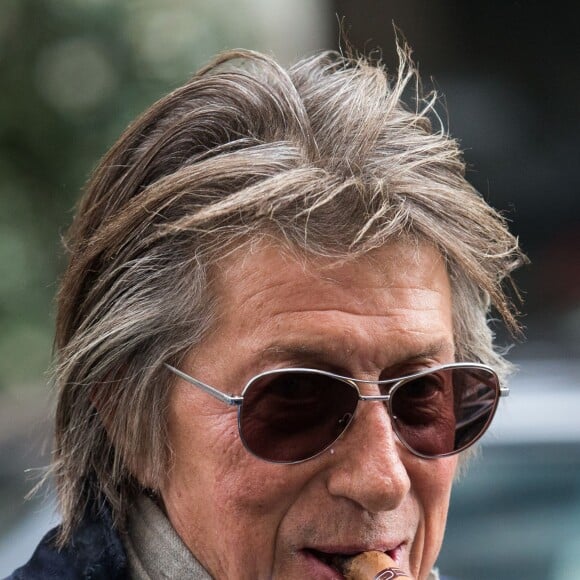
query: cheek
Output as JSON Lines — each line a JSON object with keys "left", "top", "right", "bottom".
{"left": 165, "top": 389, "right": 293, "bottom": 508}
{"left": 161, "top": 390, "right": 310, "bottom": 567}
{"left": 408, "top": 456, "right": 457, "bottom": 576}
{"left": 412, "top": 453, "right": 456, "bottom": 509}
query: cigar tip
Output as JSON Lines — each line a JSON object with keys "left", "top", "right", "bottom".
{"left": 342, "top": 551, "right": 410, "bottom": 579}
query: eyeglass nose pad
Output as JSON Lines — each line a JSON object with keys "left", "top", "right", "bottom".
{"left": 337, "top": 412, "right": 353, "bottom": 427}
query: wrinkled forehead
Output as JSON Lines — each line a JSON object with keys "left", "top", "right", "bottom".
{"left": 213, "top": 235, "right": 447, "bottom": 294}
{"left": 184, "top": 236, "right": 454, "bottom": 377}
{"left": 198, "top": 237, "right": 455, "bottom": 369}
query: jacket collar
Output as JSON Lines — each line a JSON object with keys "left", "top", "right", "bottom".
{"left": 8, "top": 497, "right": 127, "bottom": 580}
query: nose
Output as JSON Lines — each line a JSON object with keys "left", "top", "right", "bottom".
{"left": 326, "top": 399, "right": 411, "bottom": 513}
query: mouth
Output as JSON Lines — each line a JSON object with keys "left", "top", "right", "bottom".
{"left": 304, "top": 546, "right": 402, "bottom": 578}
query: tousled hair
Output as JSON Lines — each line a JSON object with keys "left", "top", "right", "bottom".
{"left": 48, "top": 45, "right": 524, "bottom": 544}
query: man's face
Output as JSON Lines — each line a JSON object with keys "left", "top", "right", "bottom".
{"left": 160, "top": 240, "right": 458, "bottom": 580}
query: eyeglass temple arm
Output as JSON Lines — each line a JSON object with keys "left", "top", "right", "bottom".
{"left": 164, "top": 363, "right": 243, "bottom": 407}
{"left": 500, "top": 386, "right": 510, "bottom": 397}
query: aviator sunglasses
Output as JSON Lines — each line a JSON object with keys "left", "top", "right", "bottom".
{"left": 165, "top": 362, "right": 507, "bottom": 463}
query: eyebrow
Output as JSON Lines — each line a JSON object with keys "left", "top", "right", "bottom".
{"left": 260, "top": 339, "right": 453, "bottom": 368}
{"left": 261, "top": 343, "right": 330, "bottom": 364}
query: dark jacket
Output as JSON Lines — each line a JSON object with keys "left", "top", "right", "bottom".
{"left": 5, "top": 501, "right": 127, "bottom": 580}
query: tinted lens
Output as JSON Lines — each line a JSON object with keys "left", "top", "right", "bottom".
{"left": 391, "top": 366, "right": 499, "bottom": 457}
{"left": 239, "top": 371, "right": 359, "bottom": 462}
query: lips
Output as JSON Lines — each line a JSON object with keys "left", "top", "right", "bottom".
{"left": 308, "top": 549, "right": 354, "bottom": 574}
{"left": 304, "top": 545, "right": 403, "bottom": 578}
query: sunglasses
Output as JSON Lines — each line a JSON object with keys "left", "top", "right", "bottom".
{"left": 164, "top": 362, "right": 507, "bottom": 463}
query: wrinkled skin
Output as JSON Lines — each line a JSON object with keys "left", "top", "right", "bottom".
{"left": 160, "top": 241, "right": 458, "bottom": 580}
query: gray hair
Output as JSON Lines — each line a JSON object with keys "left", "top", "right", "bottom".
{"left": 48, "top": 45, "right": 524, "bottom": 544}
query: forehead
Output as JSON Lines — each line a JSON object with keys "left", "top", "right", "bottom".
{"left": 202, "top": 239, "right": 455, "bottom": 374}
{"left": 214, "top": 238, "right": 450, "bottom": 307}
{"left": 217, "top": 237, "right": 439, "bottom": 288}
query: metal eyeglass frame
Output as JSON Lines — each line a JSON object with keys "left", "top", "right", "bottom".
{"left": 164, "top": 362, "right": 509, "bottom": 462}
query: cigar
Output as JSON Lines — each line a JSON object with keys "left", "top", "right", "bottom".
{"left": 342, "top": 551, "right": 411, "bottom": 580}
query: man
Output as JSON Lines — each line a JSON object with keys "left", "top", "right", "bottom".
{"left": 9, "top": 46, "right": 524, "bottom": 579}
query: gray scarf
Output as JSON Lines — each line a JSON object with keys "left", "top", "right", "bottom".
{"left": 122, "top": 494, "right": 211, "bottom": 580}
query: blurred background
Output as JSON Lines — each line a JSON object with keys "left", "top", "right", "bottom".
{"left": 0, "top": 1, "right": 578, "bottom": 578}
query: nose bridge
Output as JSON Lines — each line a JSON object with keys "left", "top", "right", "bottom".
{"left": 326, "top": 393, "right": 411, "bottom": 514}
